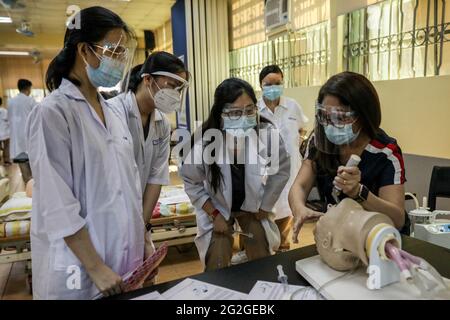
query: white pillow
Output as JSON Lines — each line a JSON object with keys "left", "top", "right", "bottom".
{"left": 0, "top": 195, "right": 32, "bottom": 222}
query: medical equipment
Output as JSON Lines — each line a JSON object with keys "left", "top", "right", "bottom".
{"left": 276, "top": 265, "right": 289, "bottom": 293}
{"left": 331, "top": 154, "right": 361, "bottom": 203}
{"left": 407, "top": 195, "right": 450, "bottom": 249}
{"left": 308, "top": 198, "right": 449, "bottom": 298}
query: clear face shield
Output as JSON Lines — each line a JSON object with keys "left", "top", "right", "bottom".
{"left": 88, "top": 34, "right": 137, "bottom": 92}
{"left": 141, "top": 71, "right": 189, "bottom": 114}
{"left": 313, "top": 102, "right": 360, "bottom": 154}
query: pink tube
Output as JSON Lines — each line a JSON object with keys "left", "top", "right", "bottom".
{"left": 385, "top": 242, "right": 409, "bottom": 272}
{"left": 399, "top": 249, "right": 423, "bottom": 266}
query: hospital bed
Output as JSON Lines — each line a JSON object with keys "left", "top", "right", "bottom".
{"left": 150, "top": 184, "right": 197, "bottom": 250}
{"left": 0, "top": 174, "right": 32, "bottom": 293}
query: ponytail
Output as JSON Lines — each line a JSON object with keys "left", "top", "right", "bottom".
{"left": 46, "top": 43, "right": 79, "bottom": 91}
{"left": 125, "top": 64, "right": 144, "bottom": 93}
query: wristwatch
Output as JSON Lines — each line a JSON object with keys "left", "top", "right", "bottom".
{"left": 355, "top": 184, "right": 369, "bottom": 203}
{"left": 145, "top": 222, "right": 152, "bottom": 232}
{"left": 209, "top": 209, "right": 220, "bottom": 222}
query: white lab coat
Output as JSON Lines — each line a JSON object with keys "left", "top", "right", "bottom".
{"left": 25, "top": 79, "right": 145, "bottom": 300}
{"left": 8, "top": 93, "right": 36, "bottom": 159}
{"left": 258, "top": 97, "right": 309, "bottom": 220}
{"left": 107, "top": 92, "right": 170, "bottom": 192}
{"left": 0, "top": 108, "right": 9, "bottom": 141}
{"left": 180, "top": 122, "right": 290, "bottom": 265}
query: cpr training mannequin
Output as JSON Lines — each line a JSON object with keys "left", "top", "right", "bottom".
{"left": 314, "top": 198, "right": 449, "bottom": 298}
{"left": 314, "top": 198, "right": 393, "bottom": 271}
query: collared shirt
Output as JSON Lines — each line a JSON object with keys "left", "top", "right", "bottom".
{"left": 107, "top": 91, "right": 171, "bottom": 193}
{"left": 8, "top": 92, "right": 36, "bottom": 158}
{"left": 258, "top": 96, "right": 309, "bottom": 218}
{"left": 26, "top": 79, "right": 144, "bottom": 299}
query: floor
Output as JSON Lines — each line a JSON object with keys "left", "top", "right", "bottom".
{"left": 0, "top": 165, "right": 316, "bottom": 300}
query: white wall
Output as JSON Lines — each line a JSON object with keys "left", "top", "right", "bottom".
{"left": 285, "top": 75, "right": 450, "bottom": 160}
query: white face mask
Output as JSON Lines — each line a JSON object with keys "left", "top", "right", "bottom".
{"left": 143, "top": 71, "right": 189, "bottom": 114}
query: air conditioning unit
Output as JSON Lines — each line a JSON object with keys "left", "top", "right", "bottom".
{"left": 264, "top": 0, "right": 290, "bottom": 33}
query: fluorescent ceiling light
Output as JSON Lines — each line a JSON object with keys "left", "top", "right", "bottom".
{"left": 0, "top": 51, "right": 30, "bottom": 56}
{"left": 0, "top": 16, "right": 12, "bottom": 23}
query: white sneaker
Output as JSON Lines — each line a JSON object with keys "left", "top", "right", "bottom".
{"left": 231, "top": 250, "right": 248, "bottom": 265}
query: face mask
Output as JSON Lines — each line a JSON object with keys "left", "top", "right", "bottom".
{"left": 147, "top": 81, "right": 181, "bottom": 114}
{"left": 83, "top": 50, "right": 125, "bottom": 88}
{"left": 324, "top": 123, "right": 359, "bottom": 145}
{"left": 262, "top": 85, "right": 283, "bottom": 101}
{"left": 222, "top": 114, "right": 257, "bottom": 137}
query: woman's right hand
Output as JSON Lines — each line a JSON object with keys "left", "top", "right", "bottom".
{"left": 291, "top": 206, "right": 324, "bottom": 244}
{"left": 87, "top": 263, "right": 124, "bottom": 297}
{"left": 213, "top": 213, "right": 229, "bottom": 234}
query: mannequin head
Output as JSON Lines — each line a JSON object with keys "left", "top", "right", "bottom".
{"left": 314, "top": 198, "right": 394, "bottom": 271}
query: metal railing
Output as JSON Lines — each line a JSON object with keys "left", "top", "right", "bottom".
{"left": 343, "top": 0, "right": 449, "bottom": 80}
{"left": 229, "top": 21, "right": 330, "bottom": 89}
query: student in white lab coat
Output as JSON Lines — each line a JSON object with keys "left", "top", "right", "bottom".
{"left": 107, "top": 51, "right": 189, "bottom": 257}
{"left": 25, "top": 6, "right": 144, "bottom": 299}
{"left": 180, "top": 78, "right": 290, "bottom": 271}
{"left": 8, "top": 79, "right": 36, "bottom": 182}
{"left": 258, "top": 65, "right": 309, "bottom": 251}
{"left": 0, "top": 97, "right": 10, "bottom": 165}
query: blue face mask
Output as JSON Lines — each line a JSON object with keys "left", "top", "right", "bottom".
{"left": 262, "top": 85, "right": 283, "bottom": 101}
{"left": 324, "top": 124, "right": 359, "bottom": 145}
{"left": 85, "top": 54, "right": 125, "bottom": 88}
{"left": 222, "top": 115, "right": 257, "bottom": 137}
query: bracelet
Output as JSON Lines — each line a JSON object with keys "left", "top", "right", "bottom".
{"left": 210, "top": 209, "right": 220, "bottom": 220}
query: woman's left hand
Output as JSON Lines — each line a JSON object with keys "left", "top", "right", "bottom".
{"left": 333, "top": 166, "right": 361, "bottom": 199}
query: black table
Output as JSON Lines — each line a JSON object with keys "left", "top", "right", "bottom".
{"left": 114, "top": 236, "right": 450, "bottom": 300}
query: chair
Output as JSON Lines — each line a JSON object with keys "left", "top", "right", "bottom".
{"left": 428, "top": 166, "right": 450, "bottom": 211}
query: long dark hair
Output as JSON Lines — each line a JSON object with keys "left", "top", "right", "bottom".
{"left": 192, "top": 78, "right": 267, "bottom": 193}
{"left": 127, "top": 51, "right": 187, "bottom": 93}
{"left": 46, "top": 6, "right": 133, "bottom": 91}
{"left": 315, "top": 72, "right": 382, "bottom": 174}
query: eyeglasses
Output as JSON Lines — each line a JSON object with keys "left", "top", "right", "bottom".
{"left": 222, "top": 104, "right": 258, "bottom": 120}
{"left": 315, "top": 103, "right": 357, "bottom": 128}
{"left": 146, "top": 71, "right": 190, "bottom": 93}
{"left": 155, "top": 78, "right": 186, "bottom": 92}
{"left": 92, "top": 43, "right": 129, "bottom": 60}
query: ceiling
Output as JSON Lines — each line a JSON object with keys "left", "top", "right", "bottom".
{"left": 0, "top": 0, "right": 175, "bottom": 57}
{"left": 0, "top": 0, "right": 175, "bottom": 36}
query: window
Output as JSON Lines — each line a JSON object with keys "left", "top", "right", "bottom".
{"left": 229, "top": 0, "right": 266, "bottom": 50}
{"left": 342, "top": 0, "right": 450, "bottom": 80}
{"left": 230, "top": 21, "right": 329, "bottom": 88}
{"left": 5, "top": 89, "right": 45, "bottom": 103}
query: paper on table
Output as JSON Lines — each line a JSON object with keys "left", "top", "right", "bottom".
{"left": 131, "top": 291, "right": 165, "bottom": 300}
{"left": 162, "top": 278, "right": 248, "bottom": 300}
{"left": 247, "top": 281, "right": 325, "bottom": 300}
{"left": 158, "top": 193, "right": 191, "bottom": 205}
